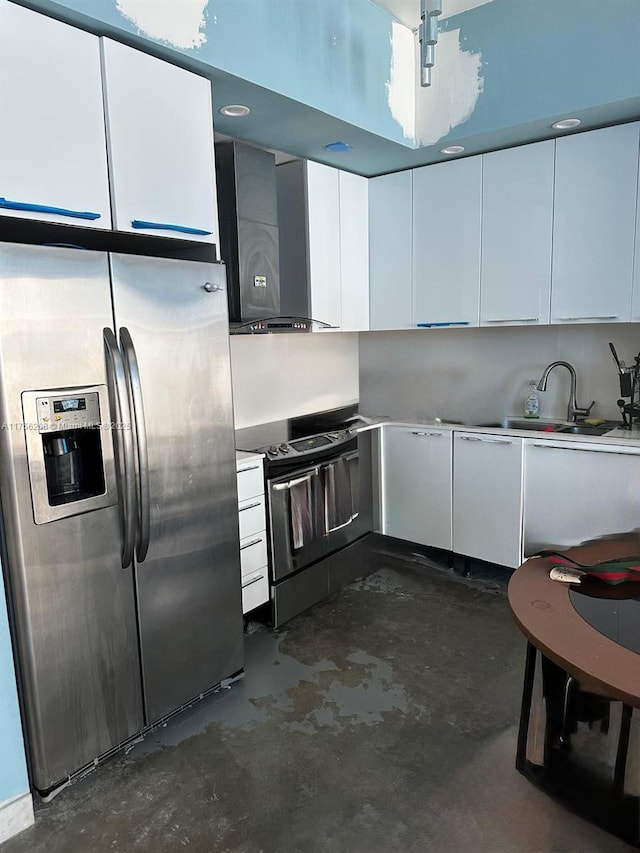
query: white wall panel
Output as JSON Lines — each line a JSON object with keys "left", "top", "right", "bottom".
{"left": 230, "top": 333, "right": 359, "bottom": 428}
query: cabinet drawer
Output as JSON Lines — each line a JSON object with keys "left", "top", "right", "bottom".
{"left": 236, "top": 461, "right": 264, "bottom": 502}
{"left": 238, "top": 495, "right": 266, "bottom": 540}
{"left": 242, "top": 571, "right": 269, "bottom": 614}
{"left": 240, "top": 532, "right": 268, "bottom": 578}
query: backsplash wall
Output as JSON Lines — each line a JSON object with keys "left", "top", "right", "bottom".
{"left": 359, "top": 324, "right": 640, "bottom": 424}
{"left": 230, "top": 333, "right": 359, "bottom": 428}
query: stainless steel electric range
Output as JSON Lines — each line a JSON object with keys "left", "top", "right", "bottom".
{"left": 236, "top": 404, "right": 370, "bottom": 626}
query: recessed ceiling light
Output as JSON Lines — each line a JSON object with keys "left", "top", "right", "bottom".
{"left": 219, "top": 104, "right": 251, "bottom": 118}
{"left": 440, "top": 145, "right": 465, "bottom": 155}
{"left": 551, "top": 118, "right": 581, "bottom": 130}
{"left": 324, "top": 141, "right": 353, "bottom": 152}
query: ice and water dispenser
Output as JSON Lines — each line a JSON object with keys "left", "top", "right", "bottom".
{"left": 22, "top": 386, "right": 116, "bottom": 524}
{"left": 39, "top": 392, "right": 105, "bottom": 505}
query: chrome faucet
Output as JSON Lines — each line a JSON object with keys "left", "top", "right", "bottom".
{"left": 537, "top": 361, "right": 595, "bottom": 422}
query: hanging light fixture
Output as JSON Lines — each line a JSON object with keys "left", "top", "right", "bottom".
{"left": 419, "top": 0, "right": 443, "bottom": 87}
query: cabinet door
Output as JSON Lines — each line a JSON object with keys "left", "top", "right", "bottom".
{"left": 382, "top": 427, "right": 452, "bottom": 550}
{"left": 101, "top": 39, "right": 218, "bottom": 244}
{"left": 481, "top": 142, "right": 554, "bottom": 326}
{"left": 306, "top": 161, "right": 342, "bottom": 328}
{"left": 523, "top": 441, "right": 640, "bottom": 557}
{"left": 369, "top": 172, "right": 412, "bottom": 329}
{"left": 453, "top": 433, "right": 523, "bottom": 568}
{"left": 412, "top": 157, "right": 481, "bottom": 327}
{"left": 0, "top": 1, "right": 111, "bottom": 228}
{"left": 339, "top": 171, "right": 369, "bottom": 331}
{"left": 551, "top": 123, "right": 639, "bottom": 324}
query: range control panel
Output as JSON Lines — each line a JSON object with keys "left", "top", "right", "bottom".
{"left": 257, "top": 429, "right": 354, "bottom": 460}
{"left": 36, "top": 392, "right": 101, "bottom": 432}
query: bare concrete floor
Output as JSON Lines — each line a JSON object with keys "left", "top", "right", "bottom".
{"left": 3, "top": 537, "right": 635, "bottom": 853}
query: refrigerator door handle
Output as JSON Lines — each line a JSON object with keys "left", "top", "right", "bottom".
{"left": 119, "top": 327, "right": 151, "bottom": 563}
{"left": 103, "top": 328, "right": 136, "bottom": 569}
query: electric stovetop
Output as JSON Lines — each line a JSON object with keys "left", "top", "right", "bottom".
{"left": 235, "top": 403, "right": 359, "bottom": 471}
{"left": 235, "top": 403, "right": 358, "bottom": 451}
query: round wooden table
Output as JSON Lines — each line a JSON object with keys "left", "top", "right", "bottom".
{"left": 508, "top": 536, "right": 640, "bottom": 847}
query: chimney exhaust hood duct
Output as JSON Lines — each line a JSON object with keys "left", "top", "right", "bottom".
{"left": 215, "top": 141, "right": 330, "bottom": 334}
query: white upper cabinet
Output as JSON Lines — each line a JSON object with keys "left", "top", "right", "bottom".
{"left": 0, "top": 1, "right": 111, "bottom": 228}
{"left": 100, "top": 39, "right": 219, "bottom": 244}
{"left": 412, "top": 156, "right": 482, "bottom": 328}
{"left": 369, "top": 171, "right": 413, "bottom": 330}
{"left": 278, "top": 160, "right": 369, "bottom": 331}
{"left": 305, "top": 161, "right": 342, "bottom": 328}
{"left": 339, "top": 171, "right": 369, "bottom": 331}
{"left": 480, "top": 141, "right": 554, "bottom": 326}
{"left": 551, "top": 123, "right": 639, "bottom": 324}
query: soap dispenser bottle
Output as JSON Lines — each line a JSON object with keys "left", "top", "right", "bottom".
{"left": 524, "top": 380, "right": 540, "bottom": 419}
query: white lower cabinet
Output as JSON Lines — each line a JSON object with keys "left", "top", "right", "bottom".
{"left": 523, "top": 440, "right": 640, "bottom": 558}
{"left": 453, "top": 433, "right": 524, "bottom": 568}
{"left": 236, "top": 454, "right": 269, "bottom": 614}
{"left": 381, "top": 426, "right": 452, "bottom": 550}
{"left": 380, "top": 426, "right": 640, "bottom": 570}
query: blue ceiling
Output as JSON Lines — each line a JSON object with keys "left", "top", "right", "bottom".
{"left": 17, "top": 0, "right": 640, "bottom": 177}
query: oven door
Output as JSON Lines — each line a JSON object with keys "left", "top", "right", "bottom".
{"left": 320, "top": 449, "right": 365, "bottom": 553}
{"left": 267, "top": 464, "right": 326, "bottom": 582}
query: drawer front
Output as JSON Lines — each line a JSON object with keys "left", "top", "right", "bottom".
{"left": 240, "top": 532, "right": 268, "bottom": 578}
{"left": 238, "top": 494, "right": 266, "bottom": 540}
{"left": 236, "top": 462, "right": 264, "bottom": 502}
{"left": 242, "top": 571, "right": 269, "bottom": 614}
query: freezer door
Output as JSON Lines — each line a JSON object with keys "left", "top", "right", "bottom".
{"left": 0, "top": 243, "right": 143, "bottom": 792}
{"left": 109, "top": 255, "right": 244, "bottom": 723}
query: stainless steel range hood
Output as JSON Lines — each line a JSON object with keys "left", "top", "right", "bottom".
{"left": 215, "top": 141, "right": 328, "bottom": 334}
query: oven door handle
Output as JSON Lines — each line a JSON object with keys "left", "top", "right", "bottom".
{"left": 323, "top": 457, "right": 357, "bottom": 534}
{"left": 271, "top": 470, "right": 317, "bottom": 491}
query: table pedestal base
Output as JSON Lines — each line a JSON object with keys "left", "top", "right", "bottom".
{"left": 517, "top": 642, "right": 640, "bottom": 847}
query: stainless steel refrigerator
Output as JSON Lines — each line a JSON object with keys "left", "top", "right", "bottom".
{"left": 0, "top": 243, "right": 244, "bottom": 794}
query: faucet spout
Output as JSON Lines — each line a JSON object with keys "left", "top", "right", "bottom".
{"left": 537, "top": 361, "right": 595, "bottom": 422}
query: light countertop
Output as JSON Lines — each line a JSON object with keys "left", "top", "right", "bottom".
{"left": 351, "top": 416, "right": 640, "bottom": 449}
{"left": 235, "top": 449, "right": 265, "bottom": 465}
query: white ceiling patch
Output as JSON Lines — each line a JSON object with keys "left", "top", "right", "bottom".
{"left": 442, "top": 0, "right": 494, "bottom": 19}
{"left": 116, "top": 0, "right": 209, "bottom": 50}
{"left": 415, "top": 26, "right": 483, "bottom": 146}
{"left": 387, "top": 22, "right": 416, "bottom": 143}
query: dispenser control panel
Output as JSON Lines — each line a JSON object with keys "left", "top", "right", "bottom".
{"left": 36, "top": 392, "right": 101, "bottom": 431}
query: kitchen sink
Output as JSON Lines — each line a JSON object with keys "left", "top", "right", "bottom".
{"left": 500, "top": 418, "right": 566, "bottom": 431}
{"left": 470, "top": 418, "right": 618, "bottom": 435}
{"left": 555, "top": 424, "right": 610, "bottom": 436}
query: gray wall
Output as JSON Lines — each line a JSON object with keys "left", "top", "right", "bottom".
{"left": 359, "top": 324, "right": 640, "bottom": 424}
